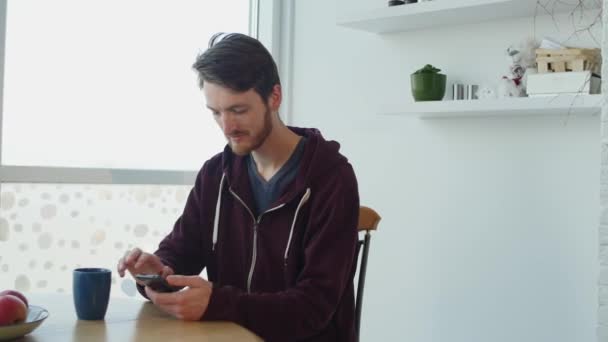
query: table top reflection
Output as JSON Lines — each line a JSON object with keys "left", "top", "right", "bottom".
{"left": 18, "top": 293, "right": 262, "bottom": 342}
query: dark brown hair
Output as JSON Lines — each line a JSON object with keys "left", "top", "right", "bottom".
{"left": 192, "top": 33, "right": 281, "bottom": 101}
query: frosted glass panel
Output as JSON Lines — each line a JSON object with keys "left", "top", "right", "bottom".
{"left": 2, "top": 0, "right": 249, "bottom": 170}
{"left": 0, "top": 183, "right": 190, "bottom": 299}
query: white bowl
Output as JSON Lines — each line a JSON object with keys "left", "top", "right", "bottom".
{"left": 0, "top": 305, "right": 49, "bottom": 341}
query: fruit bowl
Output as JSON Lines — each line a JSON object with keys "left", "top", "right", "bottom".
{"left": 0, "top": 305, "right": 49, "bottom": 341}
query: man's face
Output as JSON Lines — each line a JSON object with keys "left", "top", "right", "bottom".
{"left": 204, "top": 83, "right": 275, "bottom": 156}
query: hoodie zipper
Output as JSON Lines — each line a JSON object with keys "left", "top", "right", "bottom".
{"left": 229, "top": 187, "right": 285, "bottom": 293}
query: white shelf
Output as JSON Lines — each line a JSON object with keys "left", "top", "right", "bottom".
{"left": 381, "top": 94, "right": 604, "bottom": 119}
{"left": 337, "top": 0, "right": 601, "bottom": 34}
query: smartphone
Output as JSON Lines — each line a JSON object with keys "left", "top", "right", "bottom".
{"left": 135, "top": 274, "right": 175, "bottom": 293}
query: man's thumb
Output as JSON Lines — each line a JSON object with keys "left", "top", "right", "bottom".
{"left": 166, "top": 275, "right": 204, "bottom": 287}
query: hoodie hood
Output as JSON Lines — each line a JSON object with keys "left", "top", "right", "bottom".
{"left": 220, "top": 126, "right": 349, "bottom": 206}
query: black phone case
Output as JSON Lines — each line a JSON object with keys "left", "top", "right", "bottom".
{"left": 135, "top": 274, "right": 175, "bottom": 293}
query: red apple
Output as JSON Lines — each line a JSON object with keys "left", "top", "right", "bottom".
{"left": 0, "top": 295, "right": 27, "bottom": 325}
{"left": 0, "top": 290, "right": 28, "bottom": 307}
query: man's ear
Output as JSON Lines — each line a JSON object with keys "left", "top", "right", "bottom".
{"left": 268, "top": 84, "right": 282, "bottom": 112}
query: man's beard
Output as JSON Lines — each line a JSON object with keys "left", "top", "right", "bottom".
{"left": 229, "top": 107, "right": 273, "bottom": 156}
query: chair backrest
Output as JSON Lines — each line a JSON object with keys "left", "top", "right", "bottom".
{"left": 355, "top": 206, "right": 381, "bottom": 341}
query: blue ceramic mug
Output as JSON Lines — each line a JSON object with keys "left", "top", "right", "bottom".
{"left": 73, "top": 268, "right": 111, "bottom": 320}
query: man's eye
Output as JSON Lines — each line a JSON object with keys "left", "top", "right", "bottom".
{"left": 212, "top": 111, "right": 220, "bottom": 116}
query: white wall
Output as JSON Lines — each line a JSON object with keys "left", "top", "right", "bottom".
{"left": 288, "top": 1, "right": 601, "bottom": 341}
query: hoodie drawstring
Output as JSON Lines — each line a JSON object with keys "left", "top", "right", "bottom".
{"left": 284, "top": 188, "right": 311, "bottom": 265}
{"left": 212, "top": 173, "right": 226, "bottom": 251}
{"left": 213, "top": 177, "right": 311, "bottom": 265}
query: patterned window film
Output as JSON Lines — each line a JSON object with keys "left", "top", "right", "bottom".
{"left": 0, "top": 183, "right": 190, "bottom": 299}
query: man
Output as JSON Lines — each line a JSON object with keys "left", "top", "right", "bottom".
{"left": 117, "top": 33, "right": 360, "bottom": 342}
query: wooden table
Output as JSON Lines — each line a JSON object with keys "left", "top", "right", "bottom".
{"left": 18, "top": 294, "right": 263, "bottom": 342}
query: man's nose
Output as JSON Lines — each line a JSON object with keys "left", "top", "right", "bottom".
{"left": 219, "top": 113, "right": 236, "bottom": 134}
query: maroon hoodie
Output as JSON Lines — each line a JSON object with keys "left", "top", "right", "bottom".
{"left": 142, "top": 127, "right": 360, "bottom": 342}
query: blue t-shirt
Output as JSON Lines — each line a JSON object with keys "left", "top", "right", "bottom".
{"left": 247, "top": 137, "right": 306, "bottom": 215}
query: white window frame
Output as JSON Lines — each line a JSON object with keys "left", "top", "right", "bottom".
{"left": 0, "top": 0, "right": 289, "bottom": 186}
{"left": 257, "top": 0, "right": 296, "bottom": 125}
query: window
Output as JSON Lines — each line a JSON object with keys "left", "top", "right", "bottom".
{"left": 0, "top": 0, "right": 260, "bottom": 297}
{"left": 2, "top": 0, "right": 251, "bottom": 170}
{"left": 0, "top": 183, "right": 190, "bottom": 299}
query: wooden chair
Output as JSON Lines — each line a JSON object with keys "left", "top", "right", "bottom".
{"left": 355, "top": 206, "right": 381, "bottom": 341}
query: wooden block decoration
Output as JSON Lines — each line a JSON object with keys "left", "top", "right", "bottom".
{"left": 535, "top": 48, "right": 601, "bottom": 74}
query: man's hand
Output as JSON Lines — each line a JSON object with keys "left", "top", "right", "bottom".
{"left": 117, "top": 248, "right": 174, "bottom": 285}
{"left": 145, "top": 275, "right": 213, "bottom": 321}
